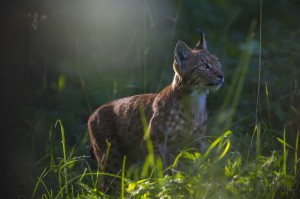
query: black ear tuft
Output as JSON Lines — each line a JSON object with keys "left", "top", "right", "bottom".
{"left": 196, "top": 29, "right": 204, "bottom": 37}
{"left": 195, "top": 28, "right": 207, "bottom": 50}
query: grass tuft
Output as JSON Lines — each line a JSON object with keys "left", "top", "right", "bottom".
{"left": 33, "top": 119, "right": 298, "bottom": 198}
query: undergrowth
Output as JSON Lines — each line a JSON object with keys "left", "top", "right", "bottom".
{"left": 33, "top": 119, "right": 299, "bottom": 198}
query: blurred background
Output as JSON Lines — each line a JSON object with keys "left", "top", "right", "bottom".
{"left": 2, "top": 0, "right": 300, "bottom": 198}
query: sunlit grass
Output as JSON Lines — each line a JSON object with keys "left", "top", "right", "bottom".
{"left": 32, "top": 118, "right": 298, "bottom": 198}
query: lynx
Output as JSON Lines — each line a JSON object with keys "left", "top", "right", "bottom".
{"left": 88, "top": 31, "right": 224, "bottom": 173}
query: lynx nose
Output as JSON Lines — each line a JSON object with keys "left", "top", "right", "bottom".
{"left": 217, "top": 74, "right": 224, "bottom": 81}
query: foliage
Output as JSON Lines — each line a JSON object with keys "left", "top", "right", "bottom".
{"left": 6, "top": 0, "right": 300, "bottom": 198}
{"left": 32, "top": 124, "right": 298, "bottom": 198}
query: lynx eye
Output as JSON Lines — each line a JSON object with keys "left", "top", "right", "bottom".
{"left": 198, "top": 63, "right": 211, "bottom": 70}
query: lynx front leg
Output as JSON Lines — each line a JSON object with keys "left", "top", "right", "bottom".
{"left": 154, "top": 134, "right": 169, "bottom": 168}
{"left": 148, "top": 115, "right": 169, "bottom": 168}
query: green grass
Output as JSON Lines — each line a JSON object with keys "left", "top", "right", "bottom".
{"left": 32, "top": 119, "right": 298, "bottom": 198}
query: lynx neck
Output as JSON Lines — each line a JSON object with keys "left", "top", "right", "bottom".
{"left": 172, "top": 74, "right": 208, "bottom": 115}
{"left": 190, "top": 90, "right": 208, "bottom": 113}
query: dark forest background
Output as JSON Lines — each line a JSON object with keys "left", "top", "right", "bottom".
{"left": 1, "top": 0, "right": 300, "bottom": 198}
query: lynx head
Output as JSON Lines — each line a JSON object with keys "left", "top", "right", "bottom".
{"left": 173, "top": 30, "right": 224, "bottom": 91}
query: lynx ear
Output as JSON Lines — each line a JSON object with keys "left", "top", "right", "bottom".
{"left": 174, "top": 41, "right": 192, "bottom": 65}
{"left": 194, "top": 29, "right": 207, "bottom": 50}
{"left": 174, "top": 41, "right": 192, "bottom": 76}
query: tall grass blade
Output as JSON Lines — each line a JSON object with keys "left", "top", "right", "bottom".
{"left": 250, "top": 124, "right": 257, "bottom": 149}
{"left": 283, "top": 127, "right": 287, "bottom": 176}
{"left": 277, "top": 137, "right": 294, "bottom": 149}
{"left": 203, "top": 130, "right": 232, "bottom": 160}
{"left": 256, "top": 122, "right": 261, "bottom": 157}
{"left": 219, "top": 20, "right": 257, "bottom": 130}
{"left": 295, "top": 130, "right": 299, "bottom": 175}
{"left": 55, "top": 119, "right": 69, "bottom": 197}
{"left": 139, "top": 105, "right": 156, "bottom": 178}
{"left": 250, "top": 123, "right": 261, "bottom": 156}
{"left": 77, "top": 168, "right": 87, "bottom": 184}
{"left": 265, "top": 82, "right": 271, "bottom": 127}
{"left": 32, "top": 168, "right": 51, "bottom": 198}
{"left": 96, "top": 139, "right": 111, "bottom": 188}
{"left": 35, "top": 176, "right": 52, "bottom": 198}
{"left": 255, "top": 0, "right": 263, "bottom": 125}
{"left": 121, "top": 156, "right": 126, "bottom": 199}
{"left": 217, "top": 140, "right": 231, "bottom": 161}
